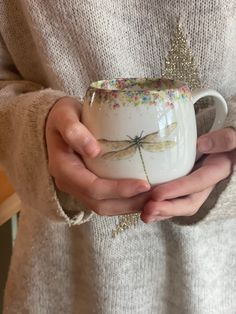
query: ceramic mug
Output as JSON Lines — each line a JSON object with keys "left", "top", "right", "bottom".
{"left": 81, "top": 78, "right": 228, "bottom": 185}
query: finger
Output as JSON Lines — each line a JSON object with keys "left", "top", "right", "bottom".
{"left": 151, "top": 153, "right": 232, "bottom": 201}
{"left": 49, "top": 132, "right": 150, "bottom": 200}
{"left": 143, "top": 186, "right": 213, "bottom": 218}
{"left": 197, "top": 128, "right": 236, "bottom": 154}
{"left": 76, "top": 189, "right": 152, "bottom": 216}
{"left": 53, "top": 98, "right": 101, "bottom": 157}
{"left": 140, "top": 213, "right": 172, "bottom": 223}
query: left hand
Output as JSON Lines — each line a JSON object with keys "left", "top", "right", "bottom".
{"left": 141, "top": 127, "right": 236, "bottom": 223}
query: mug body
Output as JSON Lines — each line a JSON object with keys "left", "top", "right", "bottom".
{"left": 82, "top": 78, "right": 197, "bottom": 185}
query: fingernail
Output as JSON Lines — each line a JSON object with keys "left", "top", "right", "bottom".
{"left": 83, "top": 139, "right": 100, "bottom": 157}
{"left": 198, "top": 137, "right": 213, "bottom": 152}
{"left": 136, "top": 184, "right": 150, "bottom": 193}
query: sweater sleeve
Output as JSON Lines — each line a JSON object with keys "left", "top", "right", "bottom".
{"left": 173, "top": 96, "right": 236, "bottom": 225}
{"left": 0, "top": 36, "right": 93, "bottom": 226}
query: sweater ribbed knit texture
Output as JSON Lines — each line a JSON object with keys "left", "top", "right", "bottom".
{"left": 0, "top": 1, "right": 235, "bottom": 313}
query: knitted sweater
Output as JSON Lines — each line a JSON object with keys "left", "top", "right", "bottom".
{"left": 0, "top": 1, "right": 236, "bottom": 313}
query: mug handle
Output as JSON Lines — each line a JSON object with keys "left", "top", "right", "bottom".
{"left": 192, "top": 88, "right": 228, "bottom": 160}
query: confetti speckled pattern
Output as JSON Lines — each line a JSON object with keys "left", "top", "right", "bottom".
{"left": 88, "top": 78, "right": 191, "bottom": 109}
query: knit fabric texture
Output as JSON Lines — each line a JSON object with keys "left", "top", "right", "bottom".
{"left": 0, "top": 1, "right": 235, "bottom": 313}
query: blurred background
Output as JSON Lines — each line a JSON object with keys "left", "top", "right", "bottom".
{"left": 0, "top": 167, "right": 21, "bottom": 312}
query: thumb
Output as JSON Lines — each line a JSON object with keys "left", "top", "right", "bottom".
{"left": 51, "top": 97, "right": 100, "bottom": 157}
{"left": 197, "top": 127, "right": 236, "bottom": 154}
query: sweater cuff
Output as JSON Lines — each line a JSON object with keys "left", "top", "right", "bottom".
{"left": 54, "top": 188, "right": 94, "bottom": 226}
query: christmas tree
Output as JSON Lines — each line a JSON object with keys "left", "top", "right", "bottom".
{"left": 162, "top": 22, "right": 212, "bottom": 113}
{"left": 162, "top": 22, "right": 201, "bottom": 90}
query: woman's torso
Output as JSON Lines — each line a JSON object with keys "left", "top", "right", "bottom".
{"left": 0, "top": 0, "right": 235, "bottom": 98}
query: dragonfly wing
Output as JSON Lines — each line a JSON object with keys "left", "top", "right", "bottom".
{"left": 142, "top": 140, "right": 176, "bottom": 152}
{"left": 101, "top": 144, "right": 137, "bottom": 160}
{"left": 159, "top": 122, "right": 177, "bottom": 137}
{"left": 98, "top": 139, "right": 131, "bottom": 151}
{"left": 141, "top": 122, "right": 177, "bottom": 143}
{"left": 141, "top": 131, "right": 160, "bottom": 142}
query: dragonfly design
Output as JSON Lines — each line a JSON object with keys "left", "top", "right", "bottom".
{"left": 98, "top": 122, "right": 177, "bottom": 184}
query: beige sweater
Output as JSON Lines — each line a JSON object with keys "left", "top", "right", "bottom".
{"left": 0, "top": 1, "right": 236, "bottom": 313}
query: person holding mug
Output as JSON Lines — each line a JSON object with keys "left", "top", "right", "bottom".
{"left": 0, "top": 1, "right": 235, "bottom": 313}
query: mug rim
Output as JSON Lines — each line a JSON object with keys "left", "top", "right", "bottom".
{"left": 89, "top": 77, "right": 190, "bottom": 94}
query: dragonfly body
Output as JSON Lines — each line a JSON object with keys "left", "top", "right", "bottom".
{"left": 98, "top": 122, "right": 177, "bottom": 160}
{"left": 97, "top": 122, "right": 177, "bottom": 184}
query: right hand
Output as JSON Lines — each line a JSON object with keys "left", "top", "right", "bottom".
{"left": 45, "top": 97, "right": 151, "bottom": 216}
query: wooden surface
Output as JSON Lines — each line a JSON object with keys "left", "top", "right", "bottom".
{"left": 0, "top": 168, "right": 21, "bottom": 225}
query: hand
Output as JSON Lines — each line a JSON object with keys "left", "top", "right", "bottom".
{"left": 141, "top": 128, "right": 236, "bottom": 223}
{"left": 45, "top": 97, "right": 151, "bottom": 216}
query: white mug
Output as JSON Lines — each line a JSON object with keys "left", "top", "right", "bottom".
{"left": 81, "top": 78, "right": 228, "bottom": 185}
